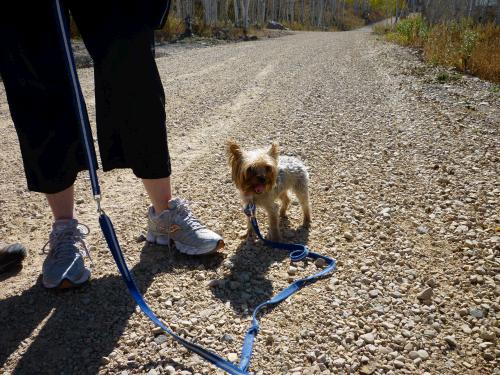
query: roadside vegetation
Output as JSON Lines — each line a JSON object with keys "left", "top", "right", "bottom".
{"left": 374, "top": 2, "right": 500, "bottom": 83}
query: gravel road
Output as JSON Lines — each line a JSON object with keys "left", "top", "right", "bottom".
{"left": 0, "top": 27, "right": 498, "bottom": 375}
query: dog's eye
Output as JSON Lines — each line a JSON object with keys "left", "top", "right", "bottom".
{"left": 265, "top": 166, "right": 272, "bottom": 172}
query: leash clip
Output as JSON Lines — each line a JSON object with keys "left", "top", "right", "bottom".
{"left": 94, "top": 195, "right": 104, "bottom": 215}
{"left": 244, "top": 203, "right": 256, "bottom": 218}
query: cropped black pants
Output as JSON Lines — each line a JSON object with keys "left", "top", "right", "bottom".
{"left": 0, "top": 0, "right": 171, "bottom": 194}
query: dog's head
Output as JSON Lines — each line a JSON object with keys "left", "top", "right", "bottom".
{"left": 227, "top": 140, "right": 279, "bottom": 196}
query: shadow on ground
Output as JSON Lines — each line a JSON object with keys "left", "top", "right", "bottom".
{"left": 210, "top": 217, "right": 310, "bottom": 315}
{"left": 0, "top": 244, "right": 223, "bottom": 375}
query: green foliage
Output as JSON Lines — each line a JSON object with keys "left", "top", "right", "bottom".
{"left": 385, "top": 15, "right": 428, "bottom": 46}
{"left": 436, "top": 71, "right": 461, "bottom": 84}
{"left": 376, "top": 14, "right": 500, "bottom": 83}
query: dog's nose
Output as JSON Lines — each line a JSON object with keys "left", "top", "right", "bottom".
{"left": 257, "top": 176, "right": 266, "bottom": 183}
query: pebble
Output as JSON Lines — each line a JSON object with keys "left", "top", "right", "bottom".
{"left": 314, "top": 258, "right": 326, "bottom": 268}
{"left": 417, "top": 287, "right": 433, "bottom": 301}
{"left": 416, "top": 226, "right": 429, "bottom": 234}
{"left": 417, "top": 350, "right": 429, "bottom": 360}
{"left": 469, "top": 308, "right": 484, "bottom": 318}
{"left": 154, "top": 335, "right": 168, "bottom": 345}
{"left": 359, "top": 364, "right": 376, "bottom": 374}
{"left": 368, "top": 289, "right": 379, "bottom": 298}
{"left": 344, "top": 231, "right": 353, "bottom": 241}
{"left": 394, "top": 359, "right": 405, "bottom": 369}
{"left": 444, "top": 336, "right": 458, "bottom": 348}
{"left": 360, "top": 333, "right": 375, "bottom": 344}
{"left": 409, "top": 351, "right": 419, "bottom": 360}
{"left": 227, "top": 353, "right": 238, "bottom": 362}
{"left": 332, "top": 358, "right": 346, "bottom": 367}
{"left": 221, "top": 334, "right": 235, "bottom": 343}
{"left": 152, "top": 327, "right": 163, "bottom": 335}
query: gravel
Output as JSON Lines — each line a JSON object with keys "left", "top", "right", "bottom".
{"left": 1, "top": 25, "right": 499, "bottom": 375}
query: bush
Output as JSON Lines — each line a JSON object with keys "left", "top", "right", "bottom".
{"left": 376, "top": 15, "right": 500, "bottom": 83}
{"left": 385, "top": 15, "right": 428, "bottom": 47}
{"left": 424, "top": 21, "right": 499, "bottom": 82}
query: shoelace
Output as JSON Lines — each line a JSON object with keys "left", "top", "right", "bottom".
{"left": 175, "top": 200, "right": 206, "bottom": 231}
{"left": 42, "top": 223, "right": 93, "bottom": 266}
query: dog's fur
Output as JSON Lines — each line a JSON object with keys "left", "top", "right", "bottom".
{"left": 227, "top": 140, "right": 311, "bottom": 241}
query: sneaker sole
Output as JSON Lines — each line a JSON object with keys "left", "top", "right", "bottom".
{"left": 43, "top": 268, "right": 91, "bottom": 289}
{"left": 175, "top": 239, "right": 225, "bottom": 255}
{"left": 146, "top": 231, "right": 225, "bottom": 255}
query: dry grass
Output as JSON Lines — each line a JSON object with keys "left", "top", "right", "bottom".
{"left": 379, "top": 15, "right": 500, "bottom": 83}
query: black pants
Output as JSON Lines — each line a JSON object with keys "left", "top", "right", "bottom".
{"left": 0, "top": 0, "right": 171, "bottom": 194}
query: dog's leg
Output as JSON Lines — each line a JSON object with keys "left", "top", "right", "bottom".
{"left": 279, "top": 191, "right": 291, "bottom": 217}
{"left": 264, "top": 202, "right": 281, "bottom": 241}
{"left": 239, "top": 215, "right": 255, "bottom": 242}
{"left": 295, "top": 186, "right": 312, "bottom": 227}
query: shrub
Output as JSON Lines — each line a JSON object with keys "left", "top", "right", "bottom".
{"left": 376, "top": 15, "right": 500, "bottom": 83}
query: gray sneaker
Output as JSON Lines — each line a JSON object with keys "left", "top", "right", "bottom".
{"left": 146, "top": 198, "right": 224, "bottom": 255}
{"left": 42, "top": 219, "right": 91, "bottom": 289}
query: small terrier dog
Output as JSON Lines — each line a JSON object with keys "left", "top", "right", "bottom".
{"left": 227, "top": 140, "right": 311, "bottom": 241}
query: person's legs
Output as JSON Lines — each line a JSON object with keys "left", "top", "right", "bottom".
{"left": 46, "top": 186, "right": 75, "bottom": 221}
{"left": 0, "top": 1, "right": 91, "bottom": 288}
{"left": 142, "top": 178, "right": 172, "bottom": 214}
{"left": 72, "top": 0, "right": 224, "bottom": 255}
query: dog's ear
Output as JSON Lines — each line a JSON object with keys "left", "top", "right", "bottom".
{"left": 268, "top": 142, "right": 279, "bottom": 160}
{"left": 227, "top": 140, "right": 243, "bottom": 186}
{"left": 227, "top": 140, "right": 242, "bottom": 161}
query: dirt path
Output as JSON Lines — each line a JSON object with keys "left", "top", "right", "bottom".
{"left": 1, "top": 27, "right": 498, "bottom": 375}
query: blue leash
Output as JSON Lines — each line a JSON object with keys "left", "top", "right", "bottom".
{"left": 54, "top": 1, "right": 336, "bottom": 371}
{"left": 239, "top": 203, "right": 336, "bottom": 371}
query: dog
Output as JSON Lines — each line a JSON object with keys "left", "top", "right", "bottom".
{"left": 227, "top": 140, "right": 311, "bottom": 241}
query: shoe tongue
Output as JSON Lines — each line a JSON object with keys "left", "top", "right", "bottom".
{"left": 53, "top": 219, "right": 78, "bottom": 231}
{"left": 167, "top": 198, "right": 182, "bottom": 210}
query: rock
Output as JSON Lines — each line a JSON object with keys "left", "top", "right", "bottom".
{"left": 368, "top": 289, "right": 379, "bottom": 298}
{"left": 344, "top": 231, "right": 353, "bottom": 241}
{"left": 470, "top": 308, "right": 484, "bottom": 318}
{"left": 314, "top": 258, "right": 326, "bottom": 268}
{"left": 221, "top": 333, "right": 235, "bottom": 343}
{"left": 409, "top": 351, "right": 419, "bottom": 360}
{"left": 135, "top": 234, "right": 146, "bottom": 243}
{"left": 360, "top": 333, "right": 375, "bottom": 344}
{"left": 101, "top": 357, "right": 111, "bottom": 365}
{"left": 482, "top": 351, "right": 495, "bottom": 361}
{"left": 154, "top": 335, "right": 168, "bottom": 345}
{"left": 462, "top": 324, "right": 472, "bottom": 334}
{"left": 480, "top": 330, "right": 496, "bottom": 341}
{"left": 265, "top": 335, "right": 275, "bottom": 346}
{"left": 152, "top": 327, "right": 163, "bottom": 335}
{"left": 444, "top": 336, "right": 458, "bottom": 348}
{"left": 416, "top": 226, "right": 429, "bottom": 234}
{"left": 417, "top": 287, "right": 433, "bottom": 301}
{"left": 417, "top": 350, "right": 429, "bottom": 360}
{"left": 332, "top": 358, "right": 346, "bottom": 367}
{"left": 359, "top": 364, "right": 376, "bottom": 374}
{"left": 394, "top": 360, "right": 405, "bottom": 369}
{"left": 206, "top": 324, "right": 216, "bottom": 333}
{"left": 288, "top": 266, "right": 297, "bottom": 276}
{"left": 317, "top": 353, "right": 328, "bottom": 364}
{"left": 266, "top": 21, "right": 286, "bottom": 30}
{"left": 165, "top": 366, "right": 176, "bottom": 375}
{"left": 227, "top": 353, "right": 238, "bottom": 362}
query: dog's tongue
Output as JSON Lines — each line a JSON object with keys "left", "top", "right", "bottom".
{"left": 254, "top": 184, "right": 265, "bottom": 194}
